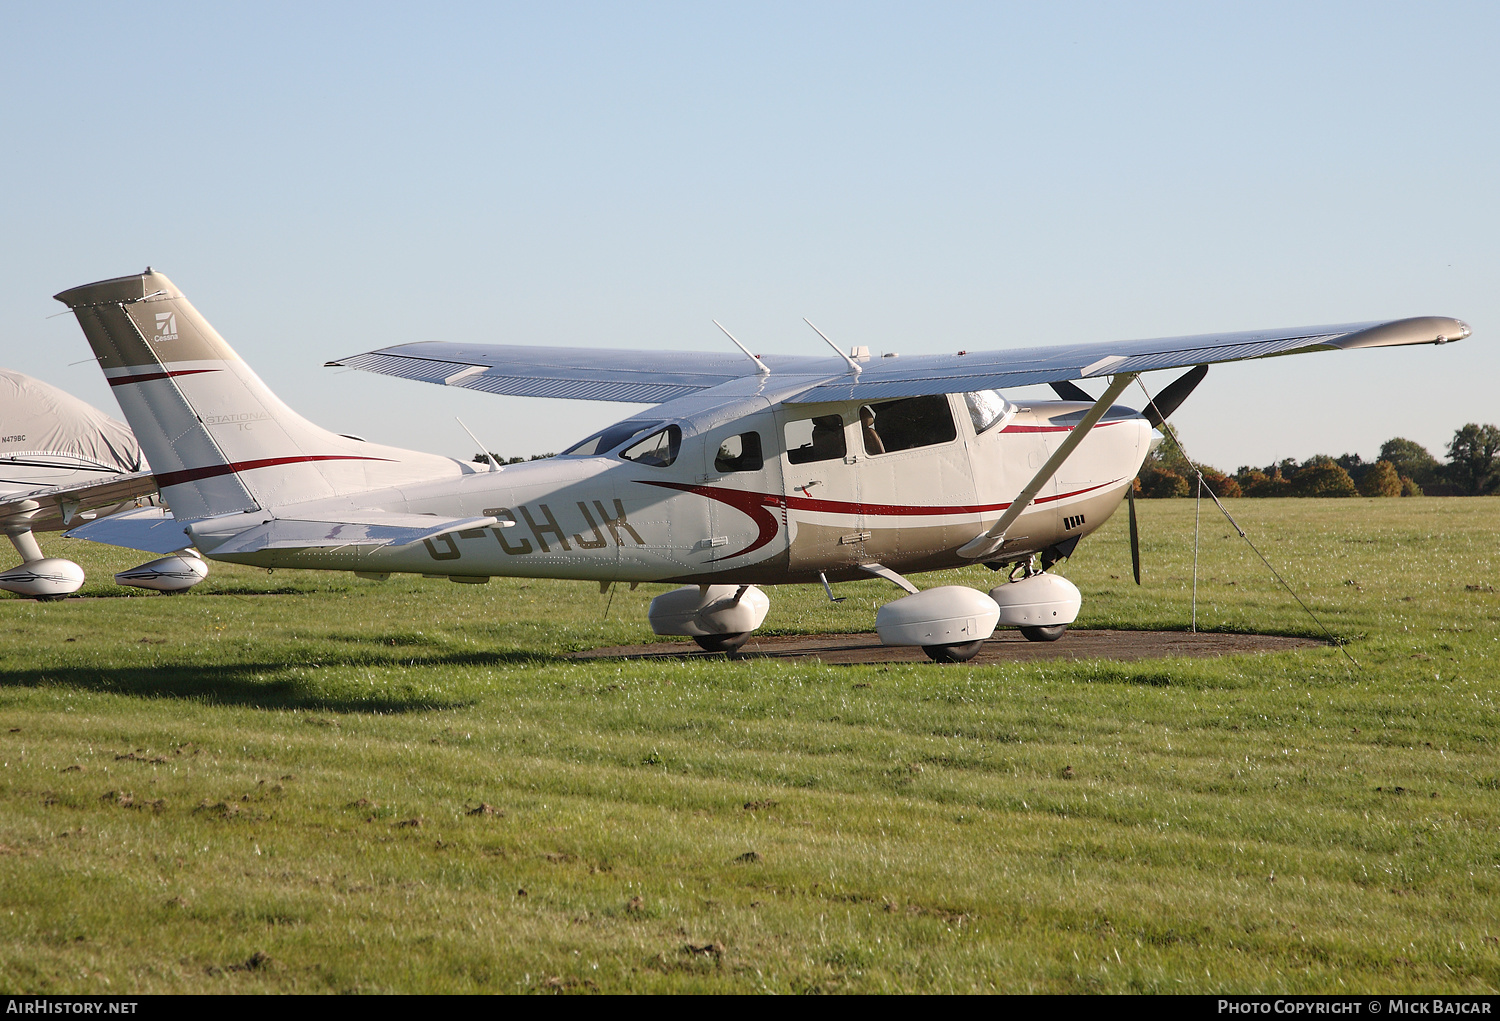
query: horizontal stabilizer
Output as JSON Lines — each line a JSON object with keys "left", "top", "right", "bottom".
{"left": 64, "top": 506, "right": 191, "bottom": 554}
{"left": 208, "top": 513, "right": 500, "bottom": 555}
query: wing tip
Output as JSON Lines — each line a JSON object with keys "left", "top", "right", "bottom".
{"left": 1329, "top": 316, "right": 1470, "bottom": 351}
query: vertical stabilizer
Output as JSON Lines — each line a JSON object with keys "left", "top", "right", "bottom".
{"left": 55, "top": 270, "right": 458, "bottom": 520}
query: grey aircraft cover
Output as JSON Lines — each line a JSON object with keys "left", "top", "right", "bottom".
{"left": 1, "top": 369, "right": 158, "bottom": 534}
{"left": 1, "top": 368, "right": 145, "bottom": 487}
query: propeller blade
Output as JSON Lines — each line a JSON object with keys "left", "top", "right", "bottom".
{"left": 1127, "top": 485, "right": 1142, "bottom": 585}
{"left": 1048, "top": 379, "right": 1094, "bottom": 402}
{"left": 1142, "top": 364, "right": 1209, "bottom": 429}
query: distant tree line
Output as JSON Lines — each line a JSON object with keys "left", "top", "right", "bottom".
{"left": 472, "top": 452, "right": 556, "bottom": 465}
{"left": 1136, "top": 423, "right": 1500, "bottom": 498}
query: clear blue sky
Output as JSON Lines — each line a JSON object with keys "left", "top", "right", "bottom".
{"left": 3, "top": 2, "right": 1495, "bottom": 470}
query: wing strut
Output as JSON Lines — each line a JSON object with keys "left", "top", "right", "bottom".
{"left": 859, "top": 562, "right": 920, "bottom": 594}
{"left": 958, "top": 373, "right": 1139, "bottom": 560}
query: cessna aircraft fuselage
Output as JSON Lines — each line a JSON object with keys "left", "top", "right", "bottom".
{"left": 53, "top": 269, "right": 1464, "bottom": 660}
{"left": 194, "top": 395, "right": 1148, "bottom": 586}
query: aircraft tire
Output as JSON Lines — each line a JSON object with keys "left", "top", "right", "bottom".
{"left": 693, "top": 632, "right": 751, "bottom": 654}
{"left": 1019, "top": 624, "right": 1068, "bottom": 643}
{"left": 922, "top": 640, "right": 984, "bottom": 663}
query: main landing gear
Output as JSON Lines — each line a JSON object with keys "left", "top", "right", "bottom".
{"left": 0, "top": 527, "right": 209, "bottom": 600}
{"left": 876, "top": 585, "right": 1001, "bottom": 663}
{"left": 875, "top": 558, "right": 1082, "bottom": 662}
{"left": 647, "top": 585, "right": 770, "bottom": 654}
{"left": 692, "top": 632, "right": 752, "bottom": 653}
{"left": 922, "top": 640, "right": 986, "bottom": 663}
{"left": 0, "top": 528, "right": 85, "bottom": 599}
{"left": 641, "top": 562, "right": 1080, "bottom": 663}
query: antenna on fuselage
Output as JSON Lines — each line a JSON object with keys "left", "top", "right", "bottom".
{"left": 455, "top": 417, "right": 502, "bottom": 472}
{"left": 803, "top": 319, "right": 861, "bottom": 375}
{"left": 713, "top": 320, "right": 770, "bottom": 375}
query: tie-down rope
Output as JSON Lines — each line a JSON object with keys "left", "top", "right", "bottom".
{"left": 1133, "top": 378, "right": 1361, "bottom": 671}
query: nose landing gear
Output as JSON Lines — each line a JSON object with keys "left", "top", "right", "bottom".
{"left": 990, "top": 560, "right": 1081, "bottom": 643}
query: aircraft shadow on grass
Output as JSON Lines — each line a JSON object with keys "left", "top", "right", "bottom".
{"left": 0, "top": 647, "right": 554, "bottom": 713}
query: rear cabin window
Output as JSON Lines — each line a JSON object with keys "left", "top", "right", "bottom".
{"left": 785, "top": 415, "right": 846, "bottom": 465}
{"left": 714, "top": 431, "right": 764, "bottom": 473}
{"left": 619, "top": 425, "right": 681, "bottom": 467}
{"left": 860, "top": 395, "right": 957, "bottom": 455}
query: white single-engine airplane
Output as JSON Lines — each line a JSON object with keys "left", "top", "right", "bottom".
{"left": 57, "top": 269, "right": 1467, "bottom": 661}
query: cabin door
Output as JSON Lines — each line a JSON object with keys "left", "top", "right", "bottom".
{"left": 776, "top": 406, "right": 866, "bottom": 574}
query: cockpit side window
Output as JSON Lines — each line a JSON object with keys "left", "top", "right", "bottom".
{"left": 964, "top": 390, "right": 1017, "bottom": 434}
{"left": 563, "top": 420, "right": 663, "bottom": 456}
{"left": 785, "top": 415, "right": 846, "bottom": 465}
{"left": 619, "top": 425, "right": 681, "bottom": 467}
{"left": 860, "top": 395, "right": 957, "bottom": 455}
{"left": 714, "top": 431, "right": 764, "bottom": 473}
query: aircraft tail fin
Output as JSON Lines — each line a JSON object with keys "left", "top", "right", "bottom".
{"left": 55, "top": 270, "right": 458, "bottom": 521}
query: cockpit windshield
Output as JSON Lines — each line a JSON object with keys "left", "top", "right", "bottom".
{"left": 562, "top": 420, "right": 664, "bottom": 457}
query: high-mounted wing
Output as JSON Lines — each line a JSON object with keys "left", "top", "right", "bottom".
{"left": 327, "top": 342, "right": 835, "bottom": 404}
{"left": 788, "top": 316, "right": 1469, "bottom": 403}
{"left": 0, "top": 470, "right": 160, "bottom": 533}
{"left": 331, "top": 317, "right": 1467, "bottom": 405}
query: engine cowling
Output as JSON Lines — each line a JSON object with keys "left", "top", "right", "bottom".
{"left": 0, "top": 558, "right": 86, "bottom": 599}
{"left": 988, "top": 573, "right": 1081, "bottom": 628}
{"left": 114, "top": 553, "right": 209, "bottom": 592}
{"left": 648, "top": 584, "right": 770, "bottom": 637}
{"left": 875, "top": 586, "right": 1000, "bottom": 647}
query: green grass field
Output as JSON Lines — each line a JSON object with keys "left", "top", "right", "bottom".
{"left": 1, "top": 497, "right": 1496, "bottom": 993}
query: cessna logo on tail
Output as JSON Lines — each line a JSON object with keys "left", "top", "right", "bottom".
{"left": 154, "top": 312, "right": 178, "bottom": 342}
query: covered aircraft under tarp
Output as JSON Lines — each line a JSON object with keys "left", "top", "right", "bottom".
{"left": 1, "top": 368, "right": 145, "bottom": 488}
{"left": 0, "top": 368, "right": 203, "bottom": 597}
{"left": 0, "top": 368, "right": 157, "bottom": 535}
